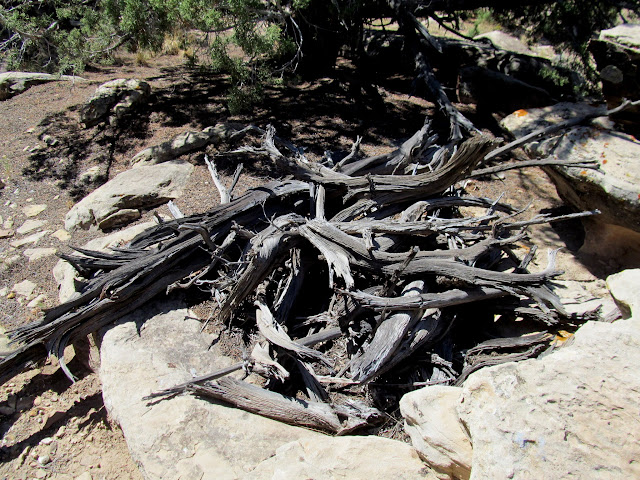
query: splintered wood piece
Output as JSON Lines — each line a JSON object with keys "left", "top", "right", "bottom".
{"left": 217, "top": 215, "right": 304, "bottom": 324}
{"left": 455, "top": 332, "right": 552, "bottom": 385}
{"left": 273, "top": 248, "right": 304, "bottom": 324}
{"left": 189, "top": 377, "right": 384, "bottom": 434}
{"left": 189, "top": 377, "right": 344, "bottom": 433}
{"left": 299, "top": 223, "right": 355, "bottom": 289}
{"left": 295, "top": 359, "right": 329, "bottom": 402}
{"left": 250, "top": 342, "right": 290, "bottom": 382}
{"left": 349, "top": 280, "right": 426, "bottom": 382}
{"left": 370, "top": 308, "right": 446, "bottom": 380}
{"left": 255, "top": 301, "right": 332, "bottom": 367}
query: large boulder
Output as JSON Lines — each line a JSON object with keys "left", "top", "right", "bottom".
{"left": 0, "top": 72, "right": 86, "bottom": 100}
{"left": 606, "top": 268, "right": 640, "bottom": 318}
{"left": 458, "top": 285, "right": 640, "bottom": 479}
{"left": 400, "top": 386, "right": 472, "bottom": 480}
{"left": 98, "top": 299, "right": 435, "bottom": 480}
{"left": 80, "top": 78, "right": 150, "bottom": 127}
{"left": 64, "top": 160, "right": 193, "bottom": 231}
{"left": 501, "top": 102, "right": 640, "bottom": 268}
{"left": 400, "top": 269, "right": 640, "bottom": 480}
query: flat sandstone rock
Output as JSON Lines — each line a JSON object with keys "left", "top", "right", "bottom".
{"left": 64, "top": 160, "right": 193, "bottom": 231}
{"left": 99, "top": 299, "right": 433, "bottom": 480}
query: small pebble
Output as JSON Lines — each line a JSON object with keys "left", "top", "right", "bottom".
{"left": 40, "top": 437, "right": 53, "bottom": 445}
{"left": 37, "top": 454, "right": 51, "bottom": 465}
{"left": 46, "top": 442, "right": 57, "bottom": 456}
{"left": 35, "top": 468, "right": 49, "bottom": 479}
{"left": 54, "top": 426, "right": 65, "bottom": 438}
{"left": 33, "top": 397, "right": 42, "bottom": 407}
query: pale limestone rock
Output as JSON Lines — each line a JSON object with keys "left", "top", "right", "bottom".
{"left": 16, "top": 219, "right": 47, "bottom": 234}
{"left": 4, "top": 255, "right": 21, "bottom": 267}
{"left": 0, "top": 325, "right": 13, "bottom": 355}
{"left": 475, "top": 31, "right": 538, "bottom": 56}
{"left": 27, "top": 294, "right": 48, "bottom": 309}
{"left": 400, "top": 386, "right": 472, "bottom": 480}
{"left": 97, "top": 208, "right": 141, "bottom": 230}
{"left": 99, "top": 299, "right": 433, "bottom": 480}
{"left": 550, "top": 279, "right": 616, "bottom": 320}
{"left": 246, "top": 436, "right": 434, "bottom": 480}
{"left": 599, "top": 24, "right": 640, "bottom": 49}
{"left": 24, "top": 247, "right": 57, "bottom": 262}
{"left": 80, "top": 79, "right": 150, "bottom": 127}
{"left": 501, "top": 103, "right": 640, "bottom": 232}
{"left": 51, "top": 229, "right": 71, "bottom": 242}
{"left": 78, "top": 165, "right": 106, "bottom": 184}
{"left": 502, "top": 103, "right": 640, "bottom": 270}
{"left": 10, "top": 230, "right": 51, "bottom": 247}
{"left": 0, "top": 71, "right": 86, "bottom": 100}
{"left": 22, "top": 204, "right": 47, "bottom": 217}
{"left": 64, "top": 160, "right": 193, "bottom": 231}
{"left": 0, "top": 229, "right": 13, "bottom": 238}
{"left": 606, "top": 268, "right": 640, "bottom": 319}
{"left": 458, "top": 314, "right": 640, "bottom": 479}
{"left": 11, "top": 280, "right": 37, "bottom": 297}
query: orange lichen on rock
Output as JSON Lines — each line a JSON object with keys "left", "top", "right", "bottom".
{"left": 513, "top": 109, "right": 528, "bottom": 117}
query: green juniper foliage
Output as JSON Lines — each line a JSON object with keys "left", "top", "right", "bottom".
{"left": 1, "top": 1, "right": 639, "bottom": 110}
{"left": 492, "top": 1, "right": 639, "bottom": 83}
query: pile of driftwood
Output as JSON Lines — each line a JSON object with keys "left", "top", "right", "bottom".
{"left": 0, "top": 113, "right": 603, "bottom": 434}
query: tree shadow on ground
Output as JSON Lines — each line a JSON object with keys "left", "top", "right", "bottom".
{"left": 21, "top": 60, "right": 447, "bottom": 198}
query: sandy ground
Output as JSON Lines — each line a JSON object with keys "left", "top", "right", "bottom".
{"left": 0, "top": 50, "right": 612, "bottom": 480}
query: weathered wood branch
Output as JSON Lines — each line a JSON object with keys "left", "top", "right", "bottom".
{"left": 349, "top": 280, "right": 426, "bottom": 382}
{"left": 188, "top": 377, "right": 383, "bottom": 434}
{"left": 255, "top": 301, "right": 333, "bottom": 367}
